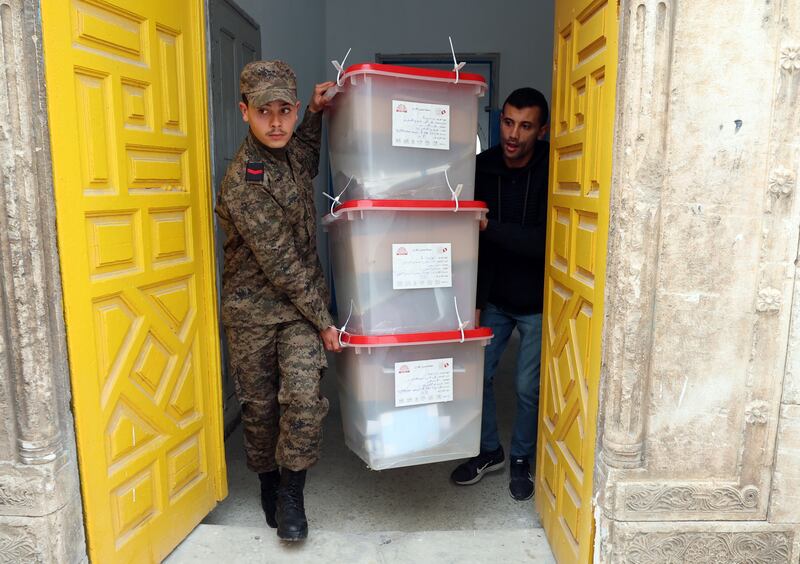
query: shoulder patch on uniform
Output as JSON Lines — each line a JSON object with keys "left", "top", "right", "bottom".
{"left": 245, "top": 161, "right": 264, "bottom": 182}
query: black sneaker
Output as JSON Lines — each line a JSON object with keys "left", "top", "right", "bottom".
{"left": 509, "top": 457, "right": 534, "bottom": 501}
{"left": 450, "top": 446, "right": 505, "bottom": 485}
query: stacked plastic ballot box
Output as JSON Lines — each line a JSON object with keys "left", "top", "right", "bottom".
{"left": 324, "top": 63, "right": 491, "bottom": 470}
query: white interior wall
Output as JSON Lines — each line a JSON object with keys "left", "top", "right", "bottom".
{"left": 233, "top": 0, "right": 554, "bottom": 111}
{"left": 325, "top": 0, "right": 555, "bottom": 105}
{"left": 232, "top": 0, "right": 327, "bottom": 110}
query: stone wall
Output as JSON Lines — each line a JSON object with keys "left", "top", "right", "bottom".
{"left": 0, "top": 1, "right": 86, "bottom": 562}
{"left": 596, "top": 0, "right": 800, "bottom": 562}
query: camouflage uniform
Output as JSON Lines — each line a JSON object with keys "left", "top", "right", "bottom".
{"left": 216, "top": 61, "right": 333, "bottom": 473}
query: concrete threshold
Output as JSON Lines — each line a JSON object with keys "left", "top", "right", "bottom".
{"left": 165, "top": 523, "right": 555, "bottom": 563}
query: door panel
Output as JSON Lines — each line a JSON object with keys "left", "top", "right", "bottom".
{"left": 535, "top": 0, "right": 618, "bottom": 562}
{"left": 208, "top": 0, "right": 261, "bottom": 430}
{"left": 41, "top": 1, "right": 226, "bottom": 561}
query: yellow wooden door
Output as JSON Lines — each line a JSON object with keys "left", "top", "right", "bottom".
{"left": 41, "top": 1, "right": 227, "bottom": 561}
{"left": 535, "top": 0, "right": 618, "bottom": 562}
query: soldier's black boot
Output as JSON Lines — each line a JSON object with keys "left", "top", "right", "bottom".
{"left": 258, "top": 470, "right": 280, "bottom": 528}
{"left": 275, "top": 469, "right": 308, "bottom": 541}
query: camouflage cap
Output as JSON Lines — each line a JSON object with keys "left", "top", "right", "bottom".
{"left": 240, "top": 60, "right": 298, "bottom": 107}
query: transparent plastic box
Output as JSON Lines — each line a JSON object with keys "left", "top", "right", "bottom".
{"left": 323, "top": 200, "right": 487, "bottom": 335}
{"left": 337, "top": 328, "right": 492, "bottom": 470}
{"left": 327, "top": 64, "right": 487, "bottom": 202}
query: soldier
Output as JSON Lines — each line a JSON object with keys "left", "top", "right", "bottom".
{"left": 215, "top": 60, "right": 341, "bottom": 541}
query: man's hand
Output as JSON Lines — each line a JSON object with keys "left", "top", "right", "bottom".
{"left": 308, "top": 81, "right": 336, "bottom": 113}
{"left": 475, "top": 309, "right": 481, "bottom": 327}
{"left": 320, "top": 326, "right": 342, "bottom": 352}
{"left": 479, "top": 217, "right": 488, "bottom": 231}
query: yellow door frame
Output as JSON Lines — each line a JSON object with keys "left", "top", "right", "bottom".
{"left": 536, "top": 0, "right": 619, "bottom": 562}
{"left": 41, "top": 0, "right": 227, "bottom": 561}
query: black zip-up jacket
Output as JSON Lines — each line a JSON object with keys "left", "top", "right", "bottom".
{"left": 475, "top": 141, "right": 549, "bottom": 315}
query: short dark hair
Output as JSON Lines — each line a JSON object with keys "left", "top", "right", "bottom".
{"left": 502, "top": 88, "right": 549, "bottom": 126}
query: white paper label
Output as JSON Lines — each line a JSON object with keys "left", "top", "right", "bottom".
{"left": 391, "top": 100, "right": 451, "bottom": 150}
{"left": 392, "top": 243, "right": 452, "bottom": 289}
{"left": 394, "top": 358, "right": 454, "bottom": 407}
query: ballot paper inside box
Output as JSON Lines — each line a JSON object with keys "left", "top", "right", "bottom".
{"left": 336, "top": 328, "right": 492, "bottom": 470}
{"left": 323, "top": 200, "right": 487, "bottom": 336}
{"left": 326, "top": 63, "right": 487, "bottom": 203}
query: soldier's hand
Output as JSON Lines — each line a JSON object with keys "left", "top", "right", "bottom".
{"left": 309, "top": 81, "right": 336, "bottom": 113}
{"left": 320, "top": 326, "right": 342, "bottom": 352}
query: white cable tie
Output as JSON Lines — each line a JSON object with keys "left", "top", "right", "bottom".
{"left": 448, "top": 36, "right": 466, "bottom": 84}
{"left": 323, "top": 175, "right": 354, "bottom": 217}
{"left": 454, "top": 296, "right": 470, "bottom": 344}
{"left": 444, "top": 169, "right": 461, "bottom": 212}
{"left": 331, "top": 47, "right": 352, "bottom": 87}
{"left": 337, "top": 299, "right": 355, "bottom": 348}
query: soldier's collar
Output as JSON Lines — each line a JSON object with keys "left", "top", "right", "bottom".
{"left": 264, "top": 145, "right": 288, "bottom": 160}
{"left": 246, "top": 130, "right": 289, "bottom": 162}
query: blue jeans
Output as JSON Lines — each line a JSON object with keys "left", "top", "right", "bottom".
{"left": 479, "top": 302, "right": 542, "bottom": 461}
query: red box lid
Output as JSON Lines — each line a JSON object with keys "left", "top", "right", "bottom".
{"left": 322, "top": 199, "right": 488, "bottom": 225}
{"left": 343, "top": 327, "right": 493, "bottom": 347}
{"left": 342, "top": 63, "right": 487, "bottom": 87}
{"left": 337, "top": 199, "right": 486, "bottom": 211}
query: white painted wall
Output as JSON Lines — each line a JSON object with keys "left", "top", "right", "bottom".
{"left": 232, "top": 0, "right": 555, "bottom": 124}
{"left": 325, "top": 0, "right": 554, "bottom": 105}
{"left": 232, "top": 0, "right": 327, "bottom": 109}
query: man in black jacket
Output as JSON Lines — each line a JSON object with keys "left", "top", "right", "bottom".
{"left": 451, "top": 88, "right": 549, "bottom": 501}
